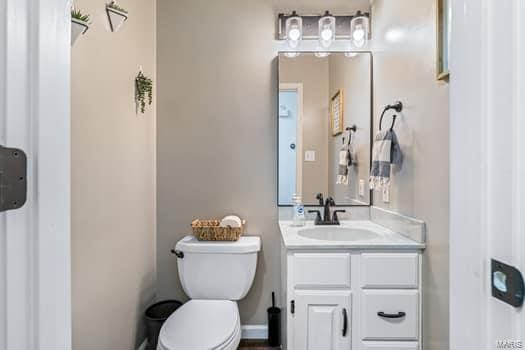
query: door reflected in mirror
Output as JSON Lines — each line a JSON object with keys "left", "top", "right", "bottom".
{"left": 278, "top": 52, "right": 372, "bottom": 206}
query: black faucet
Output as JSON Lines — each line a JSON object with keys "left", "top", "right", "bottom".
{"left": 323, "top": 197, "right": 335, "bottom": 223}
{"left": 308, "top": 194, "right": 346, "bottom": 225}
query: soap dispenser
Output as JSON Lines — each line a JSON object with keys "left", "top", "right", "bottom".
{"left": 292, "top": 194, "right": 305, "bottom": 226}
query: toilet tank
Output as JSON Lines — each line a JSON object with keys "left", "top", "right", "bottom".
{"left": 174, "top": 235, "right": 261, "bottom": 300}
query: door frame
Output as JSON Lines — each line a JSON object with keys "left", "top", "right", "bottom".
{"left": 450, "top": 0, "right": 525, "bottom": 348}
{"left": 279, "top": 83, "right": 304, "bottom": 199}
{"left": 0, "top": 0, "right": 71, "bottom": 349}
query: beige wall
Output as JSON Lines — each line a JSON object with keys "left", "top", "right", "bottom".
{"left": 71, "top": 0, "right": 156, "bottom": 349}
{"left": 371, "top": 1, "right": 449, "bottom": 349}
{"left": 280, "top": 55, "right": 329, "bottom": 204}
{"left": 328, "top": 53, "right": 372, "bottom": 205}
{"left": 157, "top": 0, "right": 280, "bottom": 325}
{"left": 157, "top": 1, "right": 448, "bottom": 343}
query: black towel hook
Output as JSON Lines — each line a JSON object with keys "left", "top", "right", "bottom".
{"left": 379, "top": 101, "right": 403, "bottom": 131}
{"left": 343, "top": 125, "right": 357, "bottom": 145}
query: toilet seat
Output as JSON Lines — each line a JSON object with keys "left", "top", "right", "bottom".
{"left": 157, "top": 300, "right": 241, "bottom": 350}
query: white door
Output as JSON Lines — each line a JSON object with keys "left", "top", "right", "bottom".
{"left": 450, "top": 0, "right": 525, "bottom": 349}
{"left": 0, "top": 1, "right": 71, "bottom": 349}
{"left": 279, "top": 84, "right": 303, "bottom": 205}
{"left": 294, "top": 290, "right": 352, "bottom": 350}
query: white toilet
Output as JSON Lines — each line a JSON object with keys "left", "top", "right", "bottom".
{"left": 157, "top": 235, "right": 261, "bottom": 350}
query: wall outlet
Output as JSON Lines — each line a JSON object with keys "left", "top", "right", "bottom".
{"left": 305, "top": 150, "right": 316, "bottom": 162}
{"left": 382, "top": 186, "right": 390, "bottom": 203}
{"left": 359, "top": 179, "right": 365, "bottom": 197}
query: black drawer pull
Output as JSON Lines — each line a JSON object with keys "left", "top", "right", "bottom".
{"left": 377, "top": 311, "right": 406, "bottom": 319}
{"left": 342, "top": 308, "right": 348, "bottom": 337}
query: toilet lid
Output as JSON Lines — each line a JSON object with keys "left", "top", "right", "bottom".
{"left": 158, "top": 300, "right": 239, "bottom": 350}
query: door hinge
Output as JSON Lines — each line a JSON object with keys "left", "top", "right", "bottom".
{"left": 0, "top": 145, "right": 27, "bottom": 212}
{"left": 290, "top": 300, "right": 295, "bottom": 314}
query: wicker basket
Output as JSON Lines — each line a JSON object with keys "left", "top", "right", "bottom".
{"left": 191, "top": 219, "right": 244, "bottom": 241}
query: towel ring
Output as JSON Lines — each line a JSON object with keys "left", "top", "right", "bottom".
{"left": 379, "top": 101, "right": 403, "bottom": 131}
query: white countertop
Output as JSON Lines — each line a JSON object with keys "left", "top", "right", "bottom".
{"left": 279, "top": 220, "right": 426, "bottom": 250}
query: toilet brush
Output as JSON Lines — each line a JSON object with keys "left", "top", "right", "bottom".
{"left": 267, "top": 291, "right": 281, "bottom": 346}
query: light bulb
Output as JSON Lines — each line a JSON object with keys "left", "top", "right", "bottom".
{"left": 344, "top": 52, "right": 358, "bottom": 58}
{"left": 318, "top": 13, "right": 335, "bottom": 49}
{"left": 285, "top": 13, "right": 303, "bottom": 49}
{"left": 350, "top": 12, "right": 370, "bottom": 48}
{"left": 321, "top": 28, "right": 333, "bottom": 41}
{"left": 352, "top": 25, "right": 365, "bottom": 42}
{"left": 288, "top": 27, "right": 301, "bottom": 41}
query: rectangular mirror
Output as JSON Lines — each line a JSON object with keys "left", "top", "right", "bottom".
{"left": 278, "top": 52, "right": 372, "bottom": 206}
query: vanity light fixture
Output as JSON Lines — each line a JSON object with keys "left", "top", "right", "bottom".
{"left": 277, "top": 11, "right": 371, "bottom": 49}
{"left": 285, "top": 11, "right": 303, "bottom": 49}
{"left": 350, "top": 11, "right": 370, "bottom": 48}
{"left": 318, "top": 11, "right": 336, "bottom": 48}
{"left": 314, "top": 52, "right": 330, "bottom": 58}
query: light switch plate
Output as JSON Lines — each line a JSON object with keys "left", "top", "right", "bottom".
{"left": 359, "top": 179, "right": 365, "bottom": 197}
{"left": 305, "top": 150, "right": 316, "bottom": 162}
{"left": 382, "top": 186, "right": 390, "bottom": 203}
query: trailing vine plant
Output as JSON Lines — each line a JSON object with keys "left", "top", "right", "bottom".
{"left": 135, "top": 71, "right": 153, "bottom": 114}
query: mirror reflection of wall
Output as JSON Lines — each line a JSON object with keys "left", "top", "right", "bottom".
{"left": 278, "top": 52, "right": 372, "bottom": 206}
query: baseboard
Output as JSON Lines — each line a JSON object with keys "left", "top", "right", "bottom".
{"left": 137, "top": 339, "right": 148, "bottom": 350}
{"left": 241, "top": 325, "right": 268, "bottom": 340}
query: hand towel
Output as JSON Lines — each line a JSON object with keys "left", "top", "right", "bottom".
{"left": 336, "top": 143, "right": 353, "bottom": 185}
{"left": 369, "top": 129, "right": 403, "bottom": 190}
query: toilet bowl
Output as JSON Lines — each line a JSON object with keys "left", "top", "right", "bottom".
{"left": 158, "top": 235, "right": 261, "bottom": 350}
{"left": 157, "top": 300, "right": 241, "bottom": 350}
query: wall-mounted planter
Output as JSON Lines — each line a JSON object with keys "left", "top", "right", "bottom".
{"left": 135, "top": 70, "right": 153, "bottom": 114}
{"left": 106, "top": 6, "right": 128, "bottom": 32}
{"left": 71, "top": 18, "right": 89, "bottom": 46}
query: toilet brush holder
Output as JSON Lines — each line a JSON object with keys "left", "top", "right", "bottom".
{"left": 267, "top": 292, "right": 281, "bottom": 346}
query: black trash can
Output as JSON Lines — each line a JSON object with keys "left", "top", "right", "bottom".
{"left": 145, "top": 300, "right": 183, "bottom": 350}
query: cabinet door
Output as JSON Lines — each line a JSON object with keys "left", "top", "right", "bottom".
{"left": 294, "top": 290, "right": 352, "bottom": 350}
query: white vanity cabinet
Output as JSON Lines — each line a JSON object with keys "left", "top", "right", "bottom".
{"left": 283, "top": 250, "right": 422, "bottom": 350}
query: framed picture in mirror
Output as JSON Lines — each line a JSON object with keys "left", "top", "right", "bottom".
{"left": 437, "top": 0, "right": 450, "bottom": 80}
{"left": 330, "top": 89, "right": 344, "bottom": 135}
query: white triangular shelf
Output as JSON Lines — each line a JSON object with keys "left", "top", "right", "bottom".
{"left": 71, "top": 18, "right": 89, "bottom": 46}
{"left": 106, "top": 7, "right": 128, "bottom": 32}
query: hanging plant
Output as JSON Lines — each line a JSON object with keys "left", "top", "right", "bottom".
{"left": 106, "top": 1, "right": 128, "bottom": 32}
{"left": 135, "top": 71, "right": 153, "bottom": 114}
{"left": 71, "top": 7, "right": 90, "bottom": 45}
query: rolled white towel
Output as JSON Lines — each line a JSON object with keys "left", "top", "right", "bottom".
{"left": 219, "top": 215, "right": 242, "bottom": 228}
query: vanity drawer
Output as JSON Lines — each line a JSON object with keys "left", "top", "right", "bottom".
{"left": 361, "top": 253, "right": 419, "bottom": 288}
{"left": 361, "top": 341, "right": 419, "bottom": 350}
{"left": 361, "top": 290, "right": 419, "bottom": 341}
{"left": 292, "top": 253, "right": 351, "bottom": 288}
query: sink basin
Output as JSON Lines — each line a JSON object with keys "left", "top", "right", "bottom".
{"left": 298, "top": 226, "right": 380, "bottom": 241}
